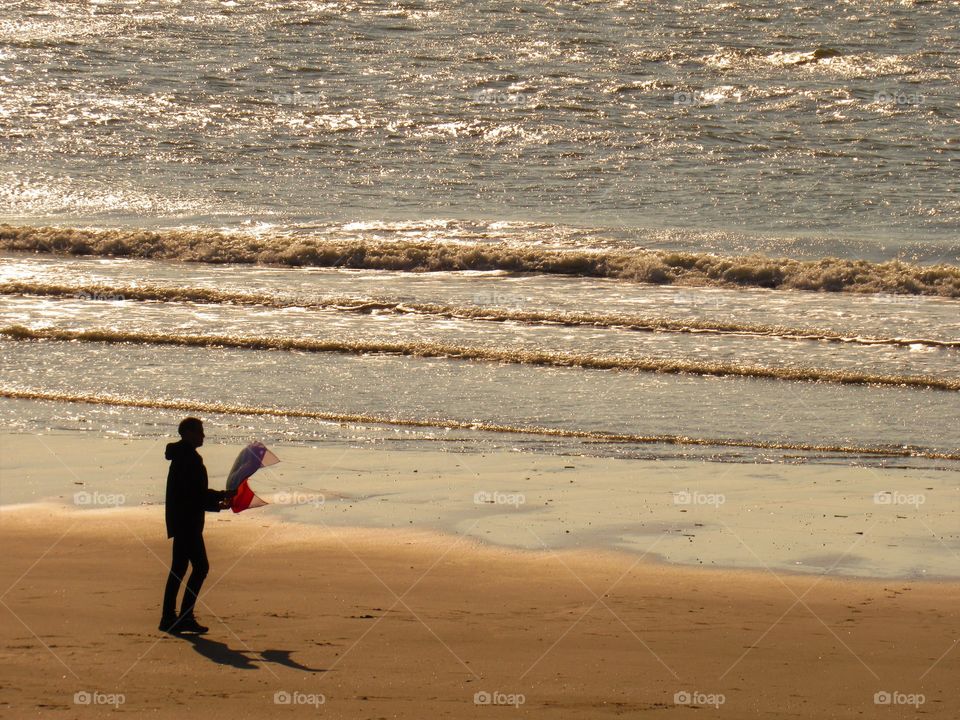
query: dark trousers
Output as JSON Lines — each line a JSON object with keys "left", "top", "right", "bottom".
{"left": 162, "top": 533, "right": 209, "bottom": 619}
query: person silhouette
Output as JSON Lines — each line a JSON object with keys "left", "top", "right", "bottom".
{"left": 159, "top": 418, "right": 233, "bottom": 634}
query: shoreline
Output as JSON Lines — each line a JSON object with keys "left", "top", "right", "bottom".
{"left": 1, "top": 431, "right": 957, "bottom": 580}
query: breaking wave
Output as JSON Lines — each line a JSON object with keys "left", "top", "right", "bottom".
{"left": 3, "top": 325, "right": 958, "bottom": 391}
{"left": 2, "top": 224, "right": 958, "bottom": 297}
{"left": 2, "top": 388, "right": 956, "bottom": 462}
{"left": 2, "top": 280, "right": 956, "bottom": 349}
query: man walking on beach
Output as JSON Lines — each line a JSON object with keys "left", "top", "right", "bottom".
{"left": 159, "top": 417, "right": 232, "bottom": 634}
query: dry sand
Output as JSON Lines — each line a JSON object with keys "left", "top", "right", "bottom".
{"left": 1, "top": 503, "right": 957, "bottom": 718}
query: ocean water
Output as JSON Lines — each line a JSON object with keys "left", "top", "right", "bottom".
{"left": 2, "top": 0, "right": 959, "bottom": 255}
{"left": 0, "top": 1, "right": 957, "bottom": 473}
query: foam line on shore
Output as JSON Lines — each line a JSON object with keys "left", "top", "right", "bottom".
{"left": 2, "top": 281, "right": 956, "bottom": 349}
{"left": 3, "top": 324, "right": 958, "bottom": 391}
{"left": 2, "top": 387, "right": 957, "bottom": 460}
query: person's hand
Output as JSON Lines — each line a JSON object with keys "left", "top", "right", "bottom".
{"left": 219, "top": 497, "right": 232, "bottom": 509}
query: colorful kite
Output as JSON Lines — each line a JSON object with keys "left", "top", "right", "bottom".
{"left": 226, "top": 441, "right": 280, "bottom": 513}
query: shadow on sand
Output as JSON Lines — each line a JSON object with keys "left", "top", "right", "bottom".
{"left": 179, "top": 634, "right": 326, "bottom": 672}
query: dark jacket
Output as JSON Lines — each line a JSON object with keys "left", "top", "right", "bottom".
{"left": 164, "top": 440, "right": 227, "bottom": 539}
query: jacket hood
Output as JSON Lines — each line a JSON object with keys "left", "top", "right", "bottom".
{"left": 165, "top": 440, "right": 195, "bottom": 460}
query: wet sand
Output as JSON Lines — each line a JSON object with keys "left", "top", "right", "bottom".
{"left": 2, "top": 433, "right": 956, "bottom": 578}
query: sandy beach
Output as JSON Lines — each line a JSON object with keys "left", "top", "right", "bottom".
{"left": 3, "top": 0, "right": 959, "bottom": 716}
{"left": 1, "top": 434, "right": 957, "bottom": 718}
